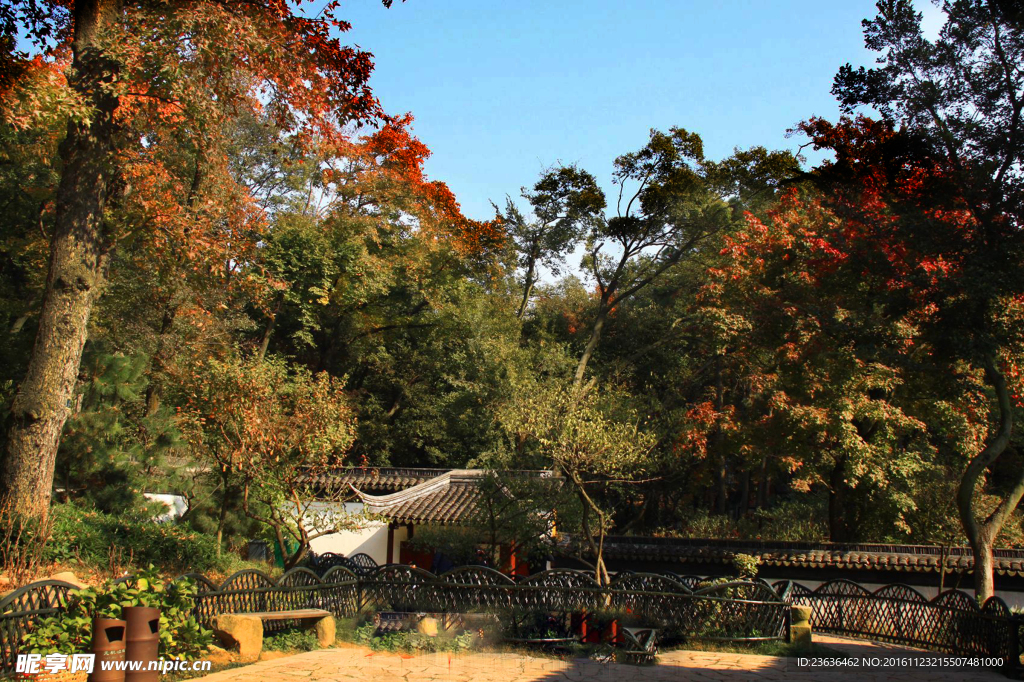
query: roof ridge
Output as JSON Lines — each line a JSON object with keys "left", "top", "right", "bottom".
{"left": 352, "top": 471, "right": 453, "bottom": 509}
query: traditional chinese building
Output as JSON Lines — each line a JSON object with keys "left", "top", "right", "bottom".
{"left": 304, "top": 467, "right": 555, "bottom": 574}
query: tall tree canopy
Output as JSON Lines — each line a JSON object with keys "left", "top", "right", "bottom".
{"left": 0, "top": 0, "right": 395, "bottom": 522}
{"left": 3, "top": 0, "right": 1024, "bottom": 602}
{"left": 814, "top": 0, "right": 1024, "bottom": 600}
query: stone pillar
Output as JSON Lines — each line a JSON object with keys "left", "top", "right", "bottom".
{"left": 314, "top": 615, "right": 336, "bottom": 647}
{"left": 211, "top": 614, "right": 263, "bottom": 662}
{"left": 789, "top": 605, "right": 813, "bottom": 646}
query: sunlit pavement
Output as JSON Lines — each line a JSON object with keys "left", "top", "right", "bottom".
{"left": 195, "top": 636, "right": 1005, "bottom": 681}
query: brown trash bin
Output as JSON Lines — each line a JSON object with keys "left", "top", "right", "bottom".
{"left": 88, "top": 617, "right": 126, "bottom": 682}
{"left": 123, "top": 606, "right": 160, "bottom": 682}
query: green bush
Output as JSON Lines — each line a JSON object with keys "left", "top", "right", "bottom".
{"left": 497, "top": 609, "right": 572, "bottom": 640}
{"left": 264, "top": 628, "right": 319, "bottom": 652}
{"left": 208, "top": 553, "right": 278, "bottom": 579}
{"left": 662, "top": 499, "right": 829, "bottom": 543}
{"left": 732, "top": 553, "right": 760, "bottom": 579}
{"left": 22, "top": 566, "right": 212, "bottom": 660}
{"left": 46, "top": 503, "right": 219, "bottom": 573}
{"left": 352, "top": 622, "right": 476, "bottom": 653}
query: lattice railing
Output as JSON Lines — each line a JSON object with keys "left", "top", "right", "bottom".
{"left": 4, "top": 564, "right": 1021, "bottom": 676}
{"left": 184, "top": 567, "right": 361, "bottom": 632}
{"left": 779, "top": 579, "right": 1022, "bottom": 673}
{"left": 308, "top": 552, "right": 378, "bottom": 577}
{"left": 354, "top": 565, "right": 788, "bottom": 641}
{"left": 0, "top": 580, "right": 78, "bottom": 673}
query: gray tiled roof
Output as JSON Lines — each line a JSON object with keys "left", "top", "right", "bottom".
{"left": 302, "top": 467, "right": 448, "bottom": 493}
{"left": 594, "top": 536, "right": 1024, "bottom": 576}
{"left": 351, "top": 469, "right": 557, "bottom": 525}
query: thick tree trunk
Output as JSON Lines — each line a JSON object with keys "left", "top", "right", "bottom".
{"left": 969, "top": 533, "right": 996, "bottom": 604}
{"left": 0, "top": 0, "right": 122, "bottom": 524}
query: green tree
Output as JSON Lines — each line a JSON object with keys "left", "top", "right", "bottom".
{"left": 180, "top": 352, "right": 358, "bottom": 566}
{"left": 498, "top": 165, "right": 605, "bottom": 320}
{"left": 828, "top": 0, "right": 1024, "bottom": 601}
{"left": 0, "top": 0, "right": 390, "bottom": 524}
{"left": 55, "top": 348, "right": 181, "bottom": 513}
{"left": 573, "top": 129, "right": 794, "bottom": 388}
{"left": 251, "top": 115, "right": 512, "bottom": 468}
{"left": 496, "top": 374, "right": 655, "bottom": 586}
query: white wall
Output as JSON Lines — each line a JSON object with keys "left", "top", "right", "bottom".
{"left": 309, "top": 521, "right": 390, "bottom": 563}
{"left": 144, "top": 493, "right": 187, "bottom": 523}
{"left": 305, "top": 501, "right": 407, "bottom": 565}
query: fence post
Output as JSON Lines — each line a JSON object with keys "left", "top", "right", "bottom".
{"left": 1007, "top": 614, "right": 1022, "bottom": 678}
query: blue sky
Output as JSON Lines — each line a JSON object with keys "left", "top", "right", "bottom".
{"left": 336, "top": 0, "right": 937, "bottom": 222}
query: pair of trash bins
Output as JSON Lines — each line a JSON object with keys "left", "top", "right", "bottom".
{"left": 90, "top": 607, "right": 160, "bottom": 682}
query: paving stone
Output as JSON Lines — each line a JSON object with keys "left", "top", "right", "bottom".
{"left": 194, "top": 635, "right": 1006, "bottom": 682}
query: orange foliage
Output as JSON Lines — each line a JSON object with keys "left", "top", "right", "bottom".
{"left": 340, "top": 114, "right": 506, "bottom": 258}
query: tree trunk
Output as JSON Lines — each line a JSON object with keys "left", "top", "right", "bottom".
{"left": 274, "top": 526, "right": 288, "bottom": 567}
{"left": 8, "top": 307, "right": 34, "bottom": 336}
{"left": 516, "top": 257, "right": 537, "bottom": 320}
{"left": 969, "top": 533, "right": 996, "bottom": 604}
{"left": 736, "top": 469, "right": 750, "bottom": 519}
{"left": 145, "top": 303, "right": 177, "bottom": 416}
{"left": 573, "top": 298, "right": 612, "bottom": 388}
{"left": 957, "top": 359, "right": 1022, "bottom": 603}
{"left": 144, "top": 148, "right": 203, "bottom": 415}
{"left": 215, "top": 474, "right": 230, "bottom": 558}
{"left": 713, "top": 458, "right": 728, "bottom": 515}
{"left": 756, "top": 454, "right": 769, "bottom": 509}
{"left": 576, "top": 484, "right": 610, "bottom": 587}
{"left": 285, "top": 548, "right": 308, "bottom": 570}
{"left": 828, "top": 454, "right": 849, "bottom": 542}
{"left": 712, "top": 357, "right": 727, "bottom": 515}
{"left": 0, "top": 0, "right": 123, "bottom": 524}
{"left": 256, "top": 295, "right": 283, "bottom": 361}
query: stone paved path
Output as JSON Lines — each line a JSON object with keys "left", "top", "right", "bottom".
{"left": 196, "top": 637, "right": 1006, "bottom": 681}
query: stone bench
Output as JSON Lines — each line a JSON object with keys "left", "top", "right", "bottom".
{"left": 211, "top": 609, "right": 336, "bottom": 662}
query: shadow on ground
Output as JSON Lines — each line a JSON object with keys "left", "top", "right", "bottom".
{"left": 194, "top": 638, "right": 1007, "bottom": 682}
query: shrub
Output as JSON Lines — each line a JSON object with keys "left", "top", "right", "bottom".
{"left": 352, "top": 622, "right": 476, "bottom": 653}
{"left": 659, "top": 499, "right": 829, "bottom": 543}
{"left": 208, "top": 553, "right": 279, "bottom": 582}
{"left": 22, "top": 566, "right": 212, "bottom": 660}
{"left": 732, "top": 553, "right": 760, "bottom": 579}
{"left": 46, "top": 503, "right": 219, "bottom": 573}
{"left": 497, "top": 609, "right": 572, "bottom": 640}
{"left": 0, "top": 500, "right": 53, "bottom": 587}
{"left": 264, "top": 628, "right": 319, "bottom": 652}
